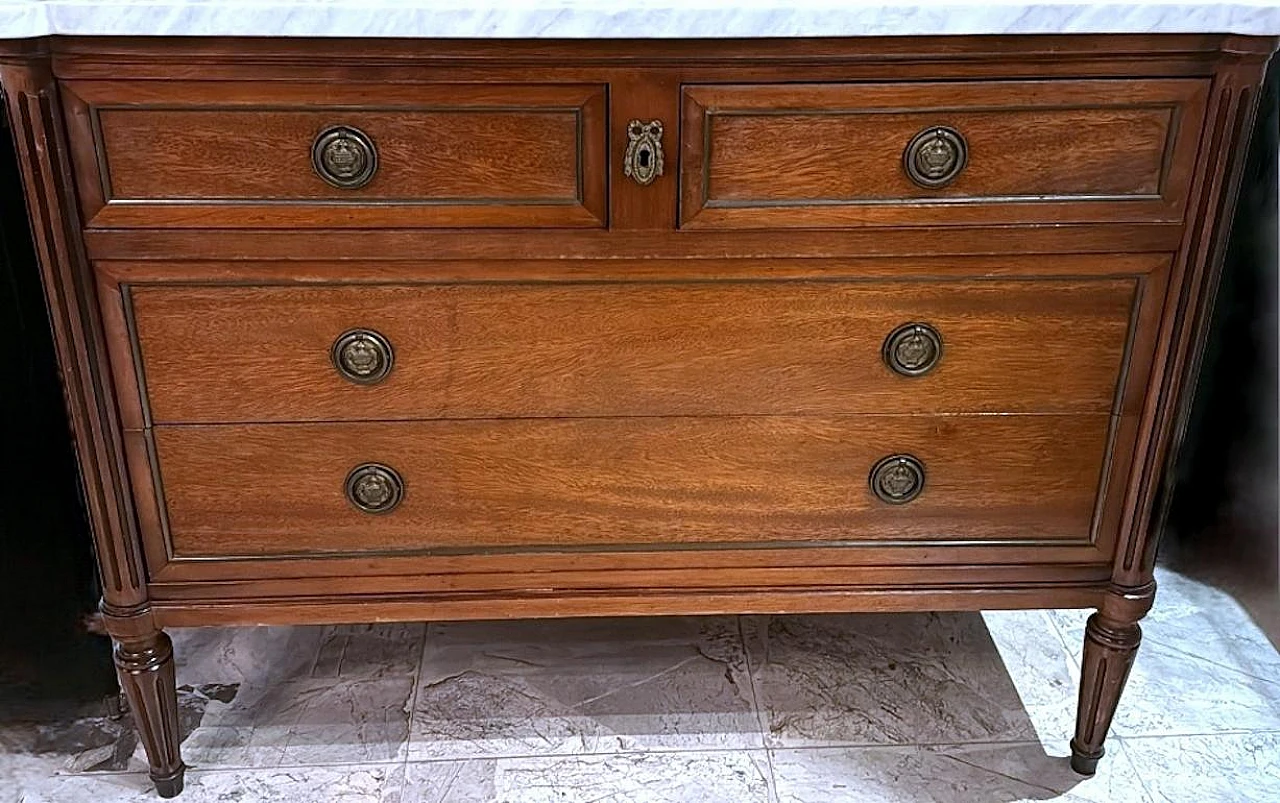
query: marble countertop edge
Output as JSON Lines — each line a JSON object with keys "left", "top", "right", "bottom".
{"left": 1, "top": 2, "right": 1280, "bottom": 40}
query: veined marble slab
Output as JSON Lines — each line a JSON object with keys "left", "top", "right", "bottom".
{"left": 0, "top": 1, "right": 1279, "bottom": 40}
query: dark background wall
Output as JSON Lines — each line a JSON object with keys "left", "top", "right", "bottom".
{"left": 1165, "top": 55, "right": 1279, "bottom": 641}
{"left": 0, "top": 112, "right": 115, "bottom": 714}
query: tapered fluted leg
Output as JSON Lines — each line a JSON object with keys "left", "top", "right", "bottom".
{"left": 1070, "top": 582, "right": 1153, "bottom": 775}
{"left": 115, "top": 630, "right": 185, "bottom": 798}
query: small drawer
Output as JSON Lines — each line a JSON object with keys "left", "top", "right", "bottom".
{"left": 63, "top": 81, "right": 607, "bottom": 228}
{"left": 680, "top": 79, "right": 1207, "bottom": 229}
{"left": 121, "top": 275, "right": 1139, "bottom": 425}
{"left": 153, "top": 414, "right": 1112, "bottom": 558}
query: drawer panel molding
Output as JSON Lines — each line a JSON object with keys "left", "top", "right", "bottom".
{"left": 122, "top": 276, "right": 1141, "bottom": 425}
{"left": 680, "top": 79, "right": 1207, "bottom": 229}
{"left": 151, "top": 414, "right": 1114, "bottom": 560}
{"left": 63, "top": 81, "right": 609, "bottom": 229}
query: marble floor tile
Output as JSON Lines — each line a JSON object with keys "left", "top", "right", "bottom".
{"left": 313, "top": 623, "right": 428, "bottom": 680}
{"left": 178, "top": 723, "right": 289, "bottom": 770}
{"left": 12, "top": 764, "right": 404, "bottom": 803}
{"left": 1043, "top": 569, "right": 1280, "bottom": 737}
{"left": 1135, "top": 569, "right": 1280, "bottom": 686}
{"left": 184, "top": 676, "right": 414, "bottom": 769}
{"left": 408, "top": 616, "right": 760, "bottom": 760}
{"left": 1047, "top": 567, "right": 1280, "bottom": 685}
{"left": 1, "top": 733, "right": 128, "bottom": 803}
{"left": 1109, "top": 640, "right": 1280, "bottom": 736}
{"left": 1122, "top": 731, "right": 1280, "bottom": 802}
{"left": 280, "top": 677, "right": 415, "bottom": 765}
{"left": 399, "top": 750, "right": 773, "bottom": 803}
{"left": 171, "top": 626, "right": 326, "bottom": 688}
{"left": 0, "top": 683, "right": 237, "bottom": 779}
{"left": 173, "top": 622, "right": 426, "bottom": 688}
{"left": 769, "top": 740, "right": 1152, "bottom": 803}
{"left": 744, "top": 613, "right": 1040, "bottom": 748}
{"left": 13, "top": 595, "right": 1280, "bottom": 803}
{"left": 981, "top": 610, "right": 1082, "bottom": 744}
{"left": 174, "top": 623, "right": 424, "bottom": 769}
{"left": 1043, "top": 608, "right": 1092, "bottom": 651}
{"left": 1045, "top": 630, "right": 1280, "bottom": 738}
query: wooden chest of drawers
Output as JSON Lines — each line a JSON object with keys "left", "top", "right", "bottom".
{"left": 0, "top": 34, "right": 1273, "bottom": 797}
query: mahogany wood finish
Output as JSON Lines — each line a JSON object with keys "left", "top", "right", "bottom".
{"left": 0, "top": 44, "right": 187, "bottom": 798}
{"left": 125, "top": 276, "right": 1140, "bottom": 424}
{"left": 681, "top": 79, "right": 1206, "bottom": 228}
{"left": 1071, "top": 581, "right": 1155, "bottom": 775}
{"left": 1, "top": 34, "right": 1273, "bottom": 796}
{"left": 152, "top": 414, "right": 1112, "bottom": 557}
{"left": 63, "top": 81, "right": 608, "bottom": 228}
{"left": 113, "top": 628, "right": 184, "bottom": 798}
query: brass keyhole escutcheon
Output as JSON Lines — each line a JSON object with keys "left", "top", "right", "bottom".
{"left": 624, "top": 119, "right": 665, "bottom": 186}
{"left": 903, "top": 126, "right": 968, "bottom": 189}
{"left": 312, "top": 125, "right": 379, "bottom": 189}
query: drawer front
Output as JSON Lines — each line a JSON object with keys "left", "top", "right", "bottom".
{"left": 126, "top": 277, "right": 1137, "bottom": 424}
{"left": 64, "top": 82, "right": 607, "bottom": 228}
{"left": 681, "top": 79, "right": 1207, "bottom": 229}
{"left": 153, "top": 414, "right": 1110, "bottom": 558}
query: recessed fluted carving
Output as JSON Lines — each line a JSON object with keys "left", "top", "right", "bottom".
{"left": 1112, "top": 71, "right": 1266, "bottom": 588}
{"left": 0, "top": 60, "right": 147, "bottom": 605}
{"left": 1070, "top": 582, "right": 1153, "bottom": 776}
{"left": 114, "top": 631, "right": 185, "bottom": 798}
{"left": 1070, "top": 64, "right": 1267, "bottom": 780}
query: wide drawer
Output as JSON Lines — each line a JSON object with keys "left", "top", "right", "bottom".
{"left": 680, "top": 79, "right": 1207, "bottom": 229}
{"left": 124, "top": 277, "right": 1138, "bottom": 424}
{"left": 153, "top": 414, "right": 1111, "bottom": 558}
{"left": 63, "top": 81, "right": 607, "bottom": 228}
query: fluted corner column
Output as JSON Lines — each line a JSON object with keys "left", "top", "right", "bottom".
{"left": 1069, "top": 581, "right": 1154, "bottom": 775}
{"left": 106, "top": 607, "right": 185, "bottom": 798}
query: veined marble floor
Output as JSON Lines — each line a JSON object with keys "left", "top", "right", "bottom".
{"left": 3, "top": 566, "right": 1279, "bottom": 803}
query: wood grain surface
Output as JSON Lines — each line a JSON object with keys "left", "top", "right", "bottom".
{"left": 154, "top": 414, "right": 1111, "bottom": 557}
{"left": 63, "top": 81, "right": 607, "bottom": 228}
{"left": 681, "top": 79, "right": 1206, "bottom": 228}
{"left": 128, "top": 277, "right": 1138, "bottom": 424}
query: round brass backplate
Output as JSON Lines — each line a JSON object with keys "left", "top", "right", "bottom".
{"left": 344, "top": 463, "right": 404, "bottom": 514}
{"left": 903, "top": 126, "right": 968, "bottom": 189}
{"left": 869, "top": 454, "right": 926, "bottom": 505}
{"left": 332, "top": 328, "right": 394, "bottom": 385}
{"left": 883, "top": 322, "right": 943, "bottom": 377}
{"left": 312, "top": 125, "right": 379, "bottom": 189}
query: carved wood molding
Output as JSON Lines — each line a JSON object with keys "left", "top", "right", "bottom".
{"left": 1110, "top": 49, "right": 1275, "bottom": 588}
{"left": 0, "top": 55, "right": 149, "bottom": 613}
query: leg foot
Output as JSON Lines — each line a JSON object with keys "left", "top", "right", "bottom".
{"left": 1071, "top": 583, "right": 1153, "bottom": 777}
{"left": 151, "top": 766, "right": 186, "bottom": 799}
{"left": 1069, "top": 744, "right": 1104, "bottom": 776}
{"left": 114, "top": 630, "right": 185, "bottom": 798}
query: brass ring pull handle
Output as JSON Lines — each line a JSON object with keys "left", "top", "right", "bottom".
{"left": 345, "top": 463, "right": 404, "bottom": 514}
{"left": 624, "top": 119, "right": 665, "bottom": 186}
{"left": 332, "top": 328, "right": 394, "bottom": 385}
{"left": 312, "top": 125, "right": 379, "bottom": 189}
{"left": 903, "top": 126, "right": 967, "bottom": 189}
{"left": 870, "top": 454, "right": 926, "bottom": 505}
{"left": 883, "top": 322, "right": 943, "bottom": 377}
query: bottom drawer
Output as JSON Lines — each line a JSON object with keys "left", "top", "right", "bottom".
{"left": 151, "top": 415, "right": 1110, "bottom": 558}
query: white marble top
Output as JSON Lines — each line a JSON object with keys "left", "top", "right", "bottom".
{"left": 1, "top": 0, "right": 1279, "bottom": 40}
